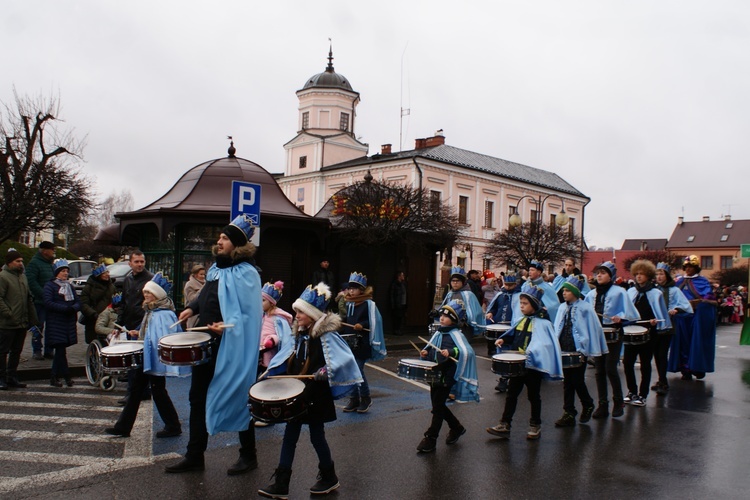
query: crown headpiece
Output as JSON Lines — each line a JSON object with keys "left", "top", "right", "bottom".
{"left": 348, "top": 272, "right": 367, "bottom": 289}
{"left": 262, "top": 281, "right": 284, "bottom": 305}
{"left": 151, "top": 272, "right": 173, "bottom": 296}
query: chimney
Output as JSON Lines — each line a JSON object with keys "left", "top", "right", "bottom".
{"left": 381, "top": 144, "right": 392, "bottom": 155}
{"left": 415, "top": 130, "right": 446, "bottom": 149}
{"left": 415, "top": 138, "right": 427, "bottom": 149}
{"left": 725, "top": 214, "right": 732, "bottom": 221}
{"left": 678, "top": 216, "right": 684, "bottom": 225}
{"left": 702, "top": 216, "right": 710, "bottom": 222}
{"left": 640, "top": 241, "right": 648, "bottom": 251}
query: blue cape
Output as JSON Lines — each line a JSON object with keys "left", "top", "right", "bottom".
{"left": 441, "top": 290, "right": 486, "bottom": 337}
{"left": 584, "top": 285, "right": 641, "bottom": 324}
{"left": 627, "top": 286, "right": 671, "bottom": 331}
{"left": 205, "top": 261, "right": 262, "bottom": 435}
{"left": 554, "top": 300, "right": 608, "bottom": 358}
{"left": 426, "top": 328, "right": 480, "bottom": 402}
{"left": 503, "top": 315, "right": 564, "bottom": 380}
{"left": 363, "top": 299, "right": 387, "bottom": 361}
{"left": 486, "top": 287, "right": 521, "bottom": 324}
{"left": 141, "top": 307, "right": 190, "bottom": 377}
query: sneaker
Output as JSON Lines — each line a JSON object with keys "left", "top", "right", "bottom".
{"left": 554, "top": 412, "right": 576, "bottom": 427}
{"left": 356, "top": 396, "right": 372, "bottom": 413}
{"left": 624, "top": 392, "right": 635, "bottom": 404}
{"left": 580, "top": 405, "right": 595, "bottom": 423}
{"left": 445, "top": 426, "right": 466, "bottom": 445}
{"left": 612, "top": 401, "right": 625, "bottom": 417}
{"left": 631, "top": 395, "right": 646, "bottom": 407}
{"left": 526, "top": 424, "right": 541, "bottom": 440}
{"left": 486, "top": 421, "right": 511, "bottom": 438}
{"left": 591, "top": 403, "right": 609, "bottom": 419}
{"left": 416, "top": 436, "right": 437, "bottom": 453}
{"left": 342, "top": 397, "right": 360, "bottom": 413}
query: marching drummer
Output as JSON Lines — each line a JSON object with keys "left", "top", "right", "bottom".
{"left": 486, "top": 285, "right": 562, "bottom": 440}
{"left": 584, "top": 262, "right": 640, "bottom": 419}
{"left": 552, "top": 276, "right": 607, "bottom": 427}
{"left": 340, "top": 272, "right": 386, "bottom": 414}
{"left": 258, "top": 282, "right": 362, "bottom": 498}
{"left": 105, "top": 273, "right": 188, "bottom": 438}
{"left": 259, "top": 281, "right": 293, "bottom": 376}
{"left": 416, "top": 299, "right": 478, "bottom": 453}
{"left": 485, "top": 273, "right": 521, "bottom": 392}
{"left": 437, "top": 266, "right": 486, "bottom": 339}
{"left": 624, "top": 260, "right": 670, "bottom": 407}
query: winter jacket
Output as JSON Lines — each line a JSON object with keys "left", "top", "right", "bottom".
{"left": 43, "top": 279, "right": 80, "bottom": 348}
{"left": 95, "top": 306, "right": 120, "bottom": 338}
{"left": 80, "top": 275, "right": 115, "bottom": 343}
{"left": 25, "top": 251, "right": 54, "bottom": 305}
{"left": 0, "top": 267, "right": 38, "bottom": 330}
{"left": 118, "top": 270, "right": 154, "bottom": 330}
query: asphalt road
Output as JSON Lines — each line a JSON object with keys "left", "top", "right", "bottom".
{"left": 3, "top": 324, "right": 750, "bottom": 499}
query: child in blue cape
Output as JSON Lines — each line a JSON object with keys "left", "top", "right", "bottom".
{"left": 486, "top": 285, "right": 563, "bottom": 440}
{"left": 259, "top": 283, "right": 362, "bottom": 499}
{"left": 416, "top": 299, "right": 479, "bottom": 453}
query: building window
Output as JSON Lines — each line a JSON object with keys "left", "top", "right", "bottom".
{"left": 687, "top": 235, "right": 695, "bottom": 242}
{"left": 299, "top": 155, "right": 307, "bottom": 169}
{"left": 430, "top": 191, "right": 441, "bottom": 212}
{"left": 721, "top": 256, "right": 734, "bottom": 269}
{"left": 720, "top": 234, "right": 729, "bottom": 242}
{"left": 458, "top": 196, "right": 468, "bottom": 224}
{"left": 484, "top": 201, "right": 494, "bottom": 228}
{"left": 339, "top": 112, "right": 350, "bottom": 131}
{"left": 701, "top": 256, "right": 713, "bottom": 270}
{"left": 297, "top": 188, "right": 304, "bottom": 203}
{"left": 302, "top": 112, "right": 309, "bottom": 129}
{"left": 568, "top": 217, "right": 575, "bottom": 236}
{"left": 530, "top": 209, "right": 539, "bottom": 224}
{"left": 726, "top": 222, "right": 734, "bottom": 229}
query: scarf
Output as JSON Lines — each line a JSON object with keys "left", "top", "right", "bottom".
{"left": 54, "top": 278, "right": 75, "bottom": 301}
{"left": 140, "top": 296, "right": 175, "bottom": 339}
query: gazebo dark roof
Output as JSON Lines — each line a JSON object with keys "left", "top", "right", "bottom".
{"left": 113, "top": 152, "right": 326, "bottom": 242}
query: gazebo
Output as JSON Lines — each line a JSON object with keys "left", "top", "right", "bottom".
{"left": 104, "top": 144, "right": 329, "bottom": 310}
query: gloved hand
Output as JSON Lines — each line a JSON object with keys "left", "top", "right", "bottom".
{"left": 263, "top": 338, "right": 275, "bottom": 349}
{"left": 353, "top": 323, "right": 363, "bottom": 331}
{"left": 313, "top": 368, "right": 328, "bottom": 382}
{"left": 428, "top": 309, "right": 438, "bottom": 320}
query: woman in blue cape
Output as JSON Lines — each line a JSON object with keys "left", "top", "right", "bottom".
{"left": 259, "top": 283, "right": 362, "bottom": 499}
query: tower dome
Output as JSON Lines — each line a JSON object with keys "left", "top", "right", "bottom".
{"left": 301, "top": 47, "right": 354, "bottom": 91}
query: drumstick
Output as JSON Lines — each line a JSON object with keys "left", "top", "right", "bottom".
{"left": 268, "top": 374, "right": 316, "bottom": 379}
{"left": 113, "top": 323, "right": 128, "bottom": 332}
{"left": 169, "top": 320, "right": 181, "bottom": 328}
{"left": 186, "top": 324, "right": 235, "bottom": 331}
{"left": 408, "top": 339, "right": 424, "bottom": 355}
{"left": 341, "top": 322, "right": 370, "bottom": 332}
{"left": 417, "top": 336, "right": 458, "bottom": 363}
{"left": 635, "top": 319, "right": 665, "bottom": 323}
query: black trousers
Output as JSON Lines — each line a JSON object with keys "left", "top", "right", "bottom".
{"left": 562, "top": 362, "right": 594, "bottom": 415}
{"left": 115, "top": 369, "right": 180, "bottom": 433}
{"left": 502, "top": 369, "right": 543, "bottom": 426}
{"left": 651, "top": 330, "right": 673, "bottom": 386}
{"left": 595, "top": 338, "right": 624, "bottom": 403}
{"left": 426, "top": 364, "right": 460, "bottom": 438}
{"left": 623, "top": 338, "right": 655, "bottom": 397}
{"left": 186, "top": 353, "right": 255, "bottom": 460}
{"left": 0, "top": 328, "right": 27, "bottom": 379}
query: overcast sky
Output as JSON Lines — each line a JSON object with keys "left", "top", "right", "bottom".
{"left": 3, "top": 1, "right": 748, "bottom": 248}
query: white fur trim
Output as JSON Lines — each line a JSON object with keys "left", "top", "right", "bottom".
{"left": 292, "top": 298, "right": 324, "bottom": 322}
{"left": 143, "top": 280, "right": 166, "bottom": 300}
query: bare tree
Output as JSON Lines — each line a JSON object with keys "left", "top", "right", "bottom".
{"left": 621, "top": 250, "right": 684, "bottom": 273}
{"left": 323, "top": 174, "right": 460, "bottom": 249}
{"left": 97, "top": 190, "right": 134, "bottom": 226}
{"left": 488, "top": 222, "right": 582, "bottom": 270}
{"left": 0, "top": 90, "right": 94, "bottom": 243}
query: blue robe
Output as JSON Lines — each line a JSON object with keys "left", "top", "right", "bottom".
{"left": 362, "top": 299, "right": 387, "bottom": 361}
{"left": 441, "top": 288, "right": 486, "bottom": 337}
{"left": 140, "top": 306, "right": 190, "bottom": 377}
{"left": 668, "top": 275, "right": 716, "bottom": 373}
{"left": 205, "top": 261, "right": 262, "bottom": 434}
{"left": 658, "top": 285, "right": 694, "bottom": 315}
{"left": 554, "top": 300, "right": 608, "bottom": 358}
{"left": 584, "top": 285, "right": 641, "bottom": 325}
{"left": 502, "top": 315, "right": 564, "bottom": 380}
{"left": 425, "top": 328, "right": 480, "bottom": 402}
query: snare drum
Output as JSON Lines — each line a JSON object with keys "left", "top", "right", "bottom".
{"left": 485, "top": 323, "right": 511, "bottom": 341}
{"left": 602, "top": 326, "right": 620, "bottom": 344}
{"left": 561, "top": 351, "right": 583, "bottom": 369}
{"left": 491, "top": 353, "right": 527, "bottom": 377}
{"left": 158, "top": 332, "right": 212, "bottom": 366}
{"left": 622, "top": 325, "right": 649, "bottom": 345}
{"left": 397, "top": 358, "right": 439, "bottom": 383}
{"left": 100, "top": 342, "right": 144, "bottom": 372}
{"left": 248, "top": 378, "right": 308, "bottom": 423}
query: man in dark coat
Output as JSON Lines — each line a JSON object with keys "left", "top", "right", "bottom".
{"left": 25, "top": 241, "right": 55, "bottom": 359}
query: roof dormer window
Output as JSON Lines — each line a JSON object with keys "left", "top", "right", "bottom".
{"left": 726, "top": 222, "right": 733, "bottom": 229}
{"left": 720, "top": 234, "right": 729, "bottom": 242}
{"left": 687, "top": 236, "right": 695, "bottom": 242}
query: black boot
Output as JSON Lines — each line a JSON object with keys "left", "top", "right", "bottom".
{"left": 227, "top": 452, "right": 258, "bottom": 476}
{"left": 50, "top": 376, "right": 62, "bottom": 387}
{"left": 258, "top": 467, "right": 292, "bottom": 499}
{"left": 64, "top": 377, "right": 74, "bottom": 387}
{"left": 310, "top": 462, "right": 339, "bottom": 495}
{"left": 6, "top": 377, "right": 26, "bottom": 388}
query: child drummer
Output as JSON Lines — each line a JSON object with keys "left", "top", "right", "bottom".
{"left": 486, "top": 285, "right": 563, "bottom": 440}
{"left": 258, "top": 283, "right": 362, "bottom": 498}
{"left": 553, "top": 276, "right": 607, "bottom": 427}
{"left": 417, "top": 299, "right": 479, "bottom": 453}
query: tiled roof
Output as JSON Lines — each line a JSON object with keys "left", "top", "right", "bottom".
{"left": 666, "top": 219, "right": 750, "bottom": 248}
{"left": 322, "top": 144, "right": 588, "bottom": 198}
{"left": 620, "top": 239, "right": 668, "bottom": 251}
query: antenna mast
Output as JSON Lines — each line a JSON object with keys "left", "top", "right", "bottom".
{"left": 400, "top": 43, "right": 410, "bottom": 151}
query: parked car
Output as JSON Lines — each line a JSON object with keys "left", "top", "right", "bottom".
{"left": 72, "top": 261, "right": 132, "bottom": 295}
{"left": 66, "top": 260, "right": 97, "bottom": 279}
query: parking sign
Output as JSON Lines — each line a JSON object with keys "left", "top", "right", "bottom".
{"left": 231, "top": 181, "right": 261, "bottom": 245}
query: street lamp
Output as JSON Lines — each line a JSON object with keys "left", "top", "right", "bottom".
{"left": 508, "top": 194, "right": 569, "bottom": 228}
